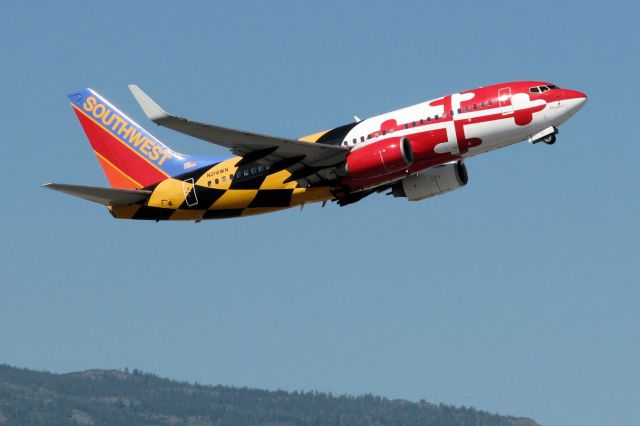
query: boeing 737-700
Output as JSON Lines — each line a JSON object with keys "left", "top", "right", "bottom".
{"left": 44, "top": 81, "right": 587, "bottom": 221}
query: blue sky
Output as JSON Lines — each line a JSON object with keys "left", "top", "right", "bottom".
{"left": 1, "top": 1, "right": 638, "bottom": 425}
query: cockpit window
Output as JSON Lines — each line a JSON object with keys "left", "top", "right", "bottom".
{"left": 530, "top": 84, "right": 558, "bottom": 94}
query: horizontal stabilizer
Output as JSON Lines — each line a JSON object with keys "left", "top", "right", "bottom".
{"left": 42, "top": 183, "right": 151, "bottom": 205}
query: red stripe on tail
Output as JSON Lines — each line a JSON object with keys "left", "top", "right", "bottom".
{"left": 73, "top": 107, "right": 168, "bottom": 188}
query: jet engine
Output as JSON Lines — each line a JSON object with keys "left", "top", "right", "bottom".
{"left": 391, "top": 160, "right": 468, "bottom": 201}
{"left": 343, "top": 137, "right": 414, "bottom": 180}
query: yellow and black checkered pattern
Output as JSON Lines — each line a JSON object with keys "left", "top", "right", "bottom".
{"left": 107, "top": 121, "right": 361, "bottom": 221}
{"left": 109, "top": 157, "right": 333, "bottom": 221}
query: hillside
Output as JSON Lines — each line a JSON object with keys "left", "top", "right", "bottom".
{"left": 0, "top": 364, "right": 539, "bottom": 426}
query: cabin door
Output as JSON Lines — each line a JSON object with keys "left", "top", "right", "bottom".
{"left": 182, "top": 178, "right": 199, "bottom": 207}
{"left": 498, "top": 87, "right": 513, "bottom": 115}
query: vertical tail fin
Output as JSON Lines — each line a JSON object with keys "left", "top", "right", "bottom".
{"left": 68, "top": 89, "right": 193, "bottom": 189}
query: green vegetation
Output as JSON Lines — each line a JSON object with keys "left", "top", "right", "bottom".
{"left": 0, "top": 364, "right": 538, "bottom": 426}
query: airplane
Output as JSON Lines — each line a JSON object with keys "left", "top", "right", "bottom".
{"left": 43, "top": 81, "right": 587, "bottom": 221}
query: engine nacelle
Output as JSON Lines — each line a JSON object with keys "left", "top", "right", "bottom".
{"left": 391, "top": 160, "right": 468, "bottom": 201}
{"left": 344, "top": 137, "right": 414, "bottom": 180}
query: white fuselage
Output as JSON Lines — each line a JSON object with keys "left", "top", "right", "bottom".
{"left": 344, "top": 90, "right": 585, "bottom": 159}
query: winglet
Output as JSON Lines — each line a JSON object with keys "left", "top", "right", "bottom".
{"left": 128, "top": 84, "right": 170, "bottom": 123}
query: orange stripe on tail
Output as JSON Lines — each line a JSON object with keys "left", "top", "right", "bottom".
{"left": 95, "top": 152, "right": 142, "bottom": 189}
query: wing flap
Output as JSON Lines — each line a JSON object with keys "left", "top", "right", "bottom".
{"left": 42, "top": 183, "right": 151, "bottom": 205}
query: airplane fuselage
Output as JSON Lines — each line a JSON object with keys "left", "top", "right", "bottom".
{"left": 110, "top": 81, "right": 586, "bottom": 220}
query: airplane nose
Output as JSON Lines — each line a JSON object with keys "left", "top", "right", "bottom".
{"left": 563, "top": 89, "right": 588, "bottom": 112}
{"left": 564, "top": 89, "right": 587, "bottom": 101}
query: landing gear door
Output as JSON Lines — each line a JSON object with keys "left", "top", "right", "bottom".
{"left": 498, "top": 87, "right": 513, "bottom": 115}
{"left": 182, "top": 178, "right": 198, "bottom": 207}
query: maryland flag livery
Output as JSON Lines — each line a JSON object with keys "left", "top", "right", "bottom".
{"left": 45, "top": 82, "right": 587, "bottom": 221}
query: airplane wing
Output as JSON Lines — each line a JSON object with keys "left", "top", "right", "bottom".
{"left": 128, "top": 85, "right": 348, "bottom": 185}
{"left": 42, "top": 183, "right": 151, "bottom": 205}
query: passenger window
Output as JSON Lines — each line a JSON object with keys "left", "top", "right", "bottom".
{"left": 435, "top": 114, "right": 439, "bottom": 120}
{"left": 243, "top": 170, "right": 249, "bottom": 177}
{"left": 215, "top": 178, "right": 219, "bottom": 185}
{"left": 360, "top": 136, "right": 365, "bottom": 142}
{"left": 488, "top": 100, "right": 492, "bottom": 106}
{"left": 229, "top": 174, "right": 233, "bottom": 180}
{"left": 353, "top": 138, "right": 357, "bottom": 144}
{"left": 457, "top": 108, "right": 462, "bottom": 113}
{"left": 420, "top": 119, "right": 424, "bottom": 125}
{"left": 367, "top": 134, "right": 372, "bottom": 140}
{"left": 427, "top": 117, "right": 431, "bottom": 122}
{"left": 375, "top": 132, "right": 380, "bottom": 137}
{"left": 207, "top": 180, "right": 211, "bottom": 187}
{"left": 465, "top": 106, "right": 469, "bottom": 112}
{"left": 449, "top": 110, "right": 454, "bottom": 116}
{"left": 404, "top": 124, "right": 408, "bottom": 129}
{"left": 473, "top": 104, "right": 477, "bottom": 110}
{"left": 251, "top": 167, "right": 256, "bottom": 174}
{"left": 382, "top": 130, "right": 386, "bottom": 136}
{"left": 222, "top": 176, "right": 226, "bottom": 182}
{"left": 480, "top": 101, "right": 485, "bottom": 107}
